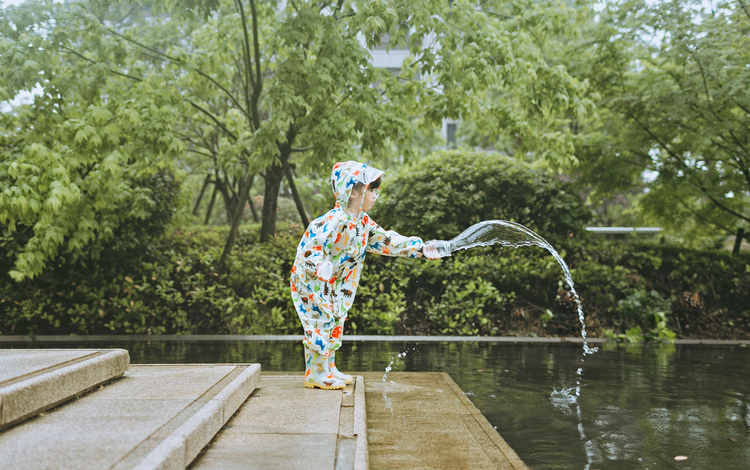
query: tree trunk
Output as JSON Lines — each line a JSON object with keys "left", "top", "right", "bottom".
{"left": 192, "top": 175, "right": 210, "bottom": 216}
{"left": 284, "top": 160, "right": 309, "bottom": 228}
{"left": 204, "top": 184, "right": 219, "bottom": 225}
{"left": 733, "top": 228, "right": 746, "bottom": 255}
{"left": 260, "top": 126, "right": 299, "bottom": 242}
{"left": 260, "top": 161, "right": 284, "bottom": 242}
{"left": 217, "top": 171, "right": 254, "bottom": 277}
{"left": 248, "top": 193, "right": 258, "bottom": 222}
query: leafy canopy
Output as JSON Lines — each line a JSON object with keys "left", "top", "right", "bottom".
{"left": 0, "top": 0, "right": 186, "bottom": 281}
{"left": 573, "top": 0, "right": 750, "bottom": 241}
{"left": 2, "top": 0, "right": 593, "bottom": 279}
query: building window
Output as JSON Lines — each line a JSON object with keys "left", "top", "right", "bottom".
{"left": 446, "top": 123, "right": 457, "bottom": 146}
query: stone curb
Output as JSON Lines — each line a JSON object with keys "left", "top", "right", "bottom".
{"left": 440, "top": 372, "right": 528, "bottom": 470}
{"left": 353, "top": 375, "right": 368, "bottom": 470}
{"left": 0, "top": 349, "right": 129, "bottom": 429}
{"left": 133, "top": 363, "right": 261, "bottom": 470}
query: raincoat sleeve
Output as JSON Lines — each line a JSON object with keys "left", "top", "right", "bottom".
{"left": 365, "top": 219, "right": 424, "bottom": 258}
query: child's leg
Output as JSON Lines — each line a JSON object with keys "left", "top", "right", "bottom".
{"left": 293, "top": 277, "right": 344, "bottom": 389}
{"left": 297, "top": 313, "right": 345, "bottom": 389}
{"left": 328, "top": 316, "right": 352, "bottom": 384}
{"left": 303, "top": 345, "right": 345, "bottom": 390}
{"left": 328, "top": 349, "right": 353, "bottom": 384}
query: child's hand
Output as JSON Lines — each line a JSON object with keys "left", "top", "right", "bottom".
{"left": 316, "top": 260, "right": 334, "bottom": 281}
{"left": 423, "top": 242, "right": 442, "bottom": 260}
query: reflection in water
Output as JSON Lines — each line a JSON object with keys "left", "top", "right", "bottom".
{"left": 4, "top": 340, "right": 749, "bottom": 469}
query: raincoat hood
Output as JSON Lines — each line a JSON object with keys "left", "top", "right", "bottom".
{"left": 330, "top": 161, "right": 384, "bottom": 210}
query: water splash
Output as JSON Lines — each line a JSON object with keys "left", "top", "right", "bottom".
{"left": 382, "top": 350, "right": 412, "bottom": 382}
{"left": 432, "top": 220, "right": 598, "bottom": 359}
{"left": 550, "top": 386, "right": 579, "bottom": 405}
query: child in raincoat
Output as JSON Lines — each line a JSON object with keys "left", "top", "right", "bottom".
{"left": 290, "top": 161, "right": 440, "bottom": 389}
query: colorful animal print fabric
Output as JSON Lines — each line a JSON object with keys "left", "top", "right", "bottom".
{"left": 290, "top": 161, "right": 424, "bottom": 354}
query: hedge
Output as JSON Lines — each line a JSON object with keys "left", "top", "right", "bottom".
{"left": 1, "top": 224, "right": 748, "bottom": 340}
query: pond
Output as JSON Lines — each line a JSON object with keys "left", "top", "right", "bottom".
{"left": 4, "top": 338, "right": 749, "bottom": 469}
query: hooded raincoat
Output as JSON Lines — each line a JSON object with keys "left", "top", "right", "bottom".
{"left": 290, "top": 161, "right": 424, "bottom": 355}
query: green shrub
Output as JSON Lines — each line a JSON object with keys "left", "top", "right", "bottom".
{"left": 371, "top": 150, "right": 593, "bottom": 243}
{"left": 1, "top": 224, "right": 748, "bottom": 340}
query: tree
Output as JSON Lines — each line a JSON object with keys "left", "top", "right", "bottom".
{"left": 574, "top": 0, "right": 750, "bottom": 242}
{"left": 0, "top": 0, "right": 186, "bottom": 281}
{"left": 2, "top": 0, "right": 593, "bottom": 280}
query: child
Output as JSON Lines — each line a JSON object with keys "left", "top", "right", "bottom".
{"left": 290, "top": 161, "right": 440, "bottom": 389}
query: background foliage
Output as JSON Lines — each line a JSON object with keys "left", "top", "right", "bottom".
{"left": 1, "top": 152, "right": 748, "bottom": 340}
{"left": 2, "top": 223, "right": 747, "bottom": 339}
{"left": 2, "top": 0, "right": 749, "bottom": 339}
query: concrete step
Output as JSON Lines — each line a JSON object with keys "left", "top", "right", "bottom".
{"left": 0, "top": 348, "right": 130, "bottom": 430}
{"left": 0, "top": 363, "right": 261, "bottom": 470}
{"left": 190, "top": 374, "right": 368, "bottom": 470}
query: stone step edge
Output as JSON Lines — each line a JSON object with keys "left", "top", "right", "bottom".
{"left": 133, "top": 363, "right": 262, "bottom": 470}
{"left": 353, "top": 375, "right": 368, "bottom": 470}
{"left": 0, "top": 349, "right": 130, "bottom": 429}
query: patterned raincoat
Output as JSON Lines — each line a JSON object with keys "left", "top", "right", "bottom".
{"left": 290, "top": 161, "right": 424, "bottom": 355}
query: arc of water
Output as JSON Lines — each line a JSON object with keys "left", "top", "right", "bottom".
{"left": 433, "top": 220, "right": 597, "bottom": 358}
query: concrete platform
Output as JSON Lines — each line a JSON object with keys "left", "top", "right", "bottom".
{"left": 190, "top": 375, "right": 367, "bottom": 470}
{"left": 0, "top": 349, "right": 129, "bottom": 429}
{"left": 0, "top": 350, "right": 527, "bottom": 469}
{"left": 362, "top": 372, "right": 528, "bottom": 470}
{"left": 193, "top": 372, "right": 527, "bottom": 470}
{"left": 0, "top": 363, "right": 260, "bottom": 470}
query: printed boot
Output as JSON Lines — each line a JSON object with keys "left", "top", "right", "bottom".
{"left": 328, "top": 350, "right": 353, "bottom": 384}
{"left": 304, "top": 347, "right": 346, "bottom": 390}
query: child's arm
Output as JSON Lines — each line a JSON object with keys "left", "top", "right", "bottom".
{"left": 365, "top": 218, "right": 424, "bottom": 258}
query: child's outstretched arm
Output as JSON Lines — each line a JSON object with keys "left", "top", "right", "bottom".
{"left": 365, "top": 218, "right": 424, "bottom": 258}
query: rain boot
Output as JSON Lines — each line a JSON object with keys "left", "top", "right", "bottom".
{"left": 328, "top": 350, "right": 353, "bottom": 384}
{"left": 304, "top": 347, "right": 345, "bottom": 390}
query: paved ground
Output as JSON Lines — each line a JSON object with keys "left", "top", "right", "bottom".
{"left": 192, "top": 372, "right": 528, "bottom": 470}
{"left": 0, "top": 363, "right": 259, "bottom": 470}
{"left": 0, "top": 349, "right": 129, "bottom": 429}
{"left": 0, "top": 349, "right": 528, "bottom": 469}
{"left": 190, "top": 375, "right": 367, "bottom": 470}
{"left": 361, "top": 372, "right": 528, "bottom": 470}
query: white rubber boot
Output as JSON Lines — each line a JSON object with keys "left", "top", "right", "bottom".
{"left": 328, "top": 350, "right": 353, "bottom": 384}
{"left": 304, "top": 347, "right": 345, "bottom": 390}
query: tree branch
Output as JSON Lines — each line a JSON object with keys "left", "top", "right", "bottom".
{"left": 104, "top": 26, "right": 249, "bottom": 119}
{"left": 677, "top": 197, "right": 733, "bottom": 234}
{"left": 186, "top": 99, "right": 237, "bottom": 141}
{"left": 626, "top": 111, "right": 749, "bottom": 224}
{"left": 735, "top": 100, "right": 750, "bottom": 118}
{"left": 185, "top": 147, "right": 214, "bottom": 159}
{"left": 692, "top": 48, "right": 723, "bottom": 123}
{"left": 59, "top": 47, "right": 143, "bottom": 82}
{"left": 738, "top": 0, "right": 750, "bottom": 22}
{"left": 250, "top": 0, "right": 264, "bottom": 129}
{"left": 705, "top": 194, "right": 750, "bottom": 224}
{"left": 235, "top": 0, "right": 261, "bottom": 130}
